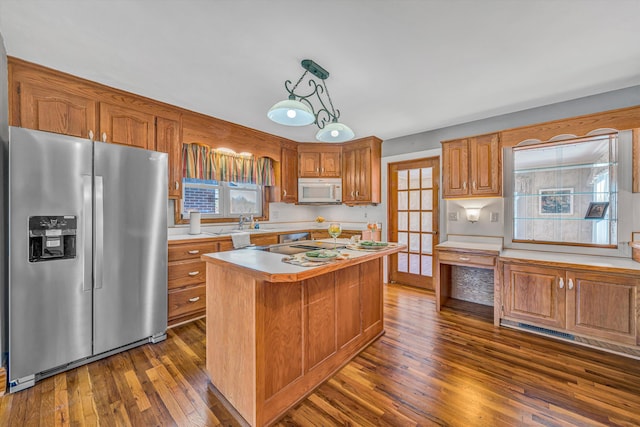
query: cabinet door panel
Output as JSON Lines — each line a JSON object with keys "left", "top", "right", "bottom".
{"left": 156, "top": 116, "right": 181, "bottom": 198}
{"left": 361, "top": 259, "right": 383, "bottom": 332}
{"left": 299, "top": 152, "right": 320, "bottom": 177}
{"left": 280, "top": 146, "right": 298, "bottom": 203}
{"left": 470, "top": 133, "right": 501, "bottom": 196}
{"left": 566, "top": 272, "right": 638, "bottom": 345}
{"left": 20, "top": 82, "right": 97, "bottom": 138}
{"left": 336, "top": 265, "right": 361, "bottom": 348}
{"left": 342, "top": 148, "right": 356, "bottom": 202}
{"left": 305, "top": 273, "right": 337, "bottom": 371}
{"left": 100, "top": 102, "right": 155, "bottom": 149}
{"left": 442, "top": 139, "right": 469, "bottom": 198}
{"left": 355, "top": 146, "right": 372, "bottom": 201}
{"left": 320, "top": 152, "right": 341, "bottom": 177}
{"left": 503, "top": 264, "right": 565, "bottom": 329}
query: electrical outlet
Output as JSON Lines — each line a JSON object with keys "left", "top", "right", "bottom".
{"left": 490, "top": 212, "right": 499, "bottom": 222}
{"left": 272, "top": 211, "right": 279, "bottom": 219}
{"left": 364, "top": 212, "right": 368, "bottom": 218}
{"left": 448, "top": 212, "right": 458, "bottom": 221}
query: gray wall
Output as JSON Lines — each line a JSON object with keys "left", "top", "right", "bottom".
{"left": 383, "top": 85, "right": 640, "bottom": 156}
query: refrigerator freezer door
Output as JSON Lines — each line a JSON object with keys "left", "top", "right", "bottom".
{"left": 8, "top": 127, "right": 93, "bottom": 384}
{"left": 93, "top": 142, "right": 167, "bottom": 354}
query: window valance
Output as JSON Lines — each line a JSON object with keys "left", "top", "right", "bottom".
{"left": 182, "top": 143, "right": 275, "bottom": 186}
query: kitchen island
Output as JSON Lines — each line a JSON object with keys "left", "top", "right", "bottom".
{"left": 201, "top": 242, "right": 403, "bottom": 427}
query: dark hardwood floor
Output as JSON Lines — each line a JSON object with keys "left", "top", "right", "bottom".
{"left": 1, "top": 284, "right": 639, "bottom": 426}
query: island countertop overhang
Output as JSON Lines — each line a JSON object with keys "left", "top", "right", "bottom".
{"left": 201, "top": 243, "right": 405, "bottom": 282}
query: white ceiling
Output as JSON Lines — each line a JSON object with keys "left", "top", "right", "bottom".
{"left": 1, "top": 0, "right": 639, "bottom": 143}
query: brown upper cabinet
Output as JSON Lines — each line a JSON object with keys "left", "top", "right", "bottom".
{"left": 9, "top": 58, "right": 183, "bottom": 199}
{"left": 155, "top": 117, "right": 182, "bottom": 198}
{"left": 442, "top": 132, "right": 501, "bottom": 198}
{"left": 99, "top": 102, "right": 155, "bottom": 149}
{"left": 342, "top": 137, "right": 382, "bottom": 205}
{"left": 298, "top": 144, "right": 341, "bottom": 178}
{"left": 280, "top": 142, "right": 298, "bottom": 203}
{"left": 15, "top": 80, "right": 97, "bottom": 138}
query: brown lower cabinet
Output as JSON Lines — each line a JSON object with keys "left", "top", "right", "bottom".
{"left": 168, "top": 239, "right": 218, "bottom": 326}
{"left": 502, "top": 262, "right": 639, "bottom": 346}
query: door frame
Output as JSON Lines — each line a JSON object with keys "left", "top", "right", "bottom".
{"left": 387, "top": 156, "right": 440, "bottom": 290}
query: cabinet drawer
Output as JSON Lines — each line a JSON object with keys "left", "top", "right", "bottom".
{"left": 438, "top": 251, "right": 496, "bottom": 267}
{"left": 169, "top": 241, "right": 217, "bottom": 262}
{"left": 168, "top": 261, "right": 206, "bottom": 290}
{"left": 168, "top": 285, "right": 206, "bottom": 319}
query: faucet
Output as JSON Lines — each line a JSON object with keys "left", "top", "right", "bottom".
{"left": 238, "top": 215, "right": 250, "bottom": 230}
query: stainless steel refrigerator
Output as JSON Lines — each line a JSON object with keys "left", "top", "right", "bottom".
{"left": 8, "top": 126, "right": 168, "bottom": 392}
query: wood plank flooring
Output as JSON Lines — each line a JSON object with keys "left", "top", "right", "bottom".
{"left": 1, "top": 284, "right": 639, "bottom": 426}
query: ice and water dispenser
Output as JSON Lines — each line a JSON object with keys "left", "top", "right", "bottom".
{"left": 28, "top": 215, "right": 77, "bottom": 262}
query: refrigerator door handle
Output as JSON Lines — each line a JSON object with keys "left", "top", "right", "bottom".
{"left": 82, "top": 175, "right": 93, "bottom": 292}
{"left": 94, "top": 175, "right": 104, "bottom": 290}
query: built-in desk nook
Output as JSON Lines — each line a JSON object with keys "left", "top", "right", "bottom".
{"left": 435, "top": 236, "right": 640, "bottom": 358}
{"left": 434, "top": 237, "right": 503, "bottom": 326}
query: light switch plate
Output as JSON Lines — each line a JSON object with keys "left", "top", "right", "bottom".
{"left": 448, "top": 212, "right": 458, "bottom": 221}
{"left": 490, "top": 212, "right": 499, "bottom": 222}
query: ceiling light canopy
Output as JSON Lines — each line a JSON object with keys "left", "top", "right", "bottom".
{"left": 268, "top": 59, "right": 354, "bottom": 143}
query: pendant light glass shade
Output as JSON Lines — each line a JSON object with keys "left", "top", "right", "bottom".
{"left": 267, "top": 99, "right": 315, "bottom": 126}
{"left": 315, "top": 121, "right": 355, "bottom": 143}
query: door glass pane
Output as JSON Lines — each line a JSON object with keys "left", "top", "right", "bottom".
{"left": 398, "top": 212, "right": 408, "bottom": 231}
{"left": 398, "top": 232, "right": 408, "bottom": 246}
{"left": 421, "top": 167, "right": 433, "bottom": 188}
{"left": 421, "top": 234, "right": 433, "bottom": 254}
{"left": 409, "top": 190, "right": 420, "bottom": 210}
{"left": 409, "top": 212, "right": 420, "bottom": 231}
{"left": 398, "top": 170, "right": 408, "bottom": 190}
{"left": 421, "top": 212, "right": 432, "bottom": 232}
{"left": 421, "top": 255, "right": 433, "bottom": 276}
{"left": 409, "top": 254, "right": 420, "bottom": 274}
{"left": 409, "top": 169, "right": 420, "bottom": 189}
{"left": 398, "top": 191, "right": 408, "bottom": 210}
{"left": 398, "top": 252, "right": 408, "bottom": 272}
{"left": 421, "top": 189, "right": 433, "bottom": 210}
{"left": 409, "top": 233, "right": 420, "bottom": 252}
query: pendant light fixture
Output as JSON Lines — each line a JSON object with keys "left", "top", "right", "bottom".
{"left": 268, "top": 59, "right": 354, "bottom": 142}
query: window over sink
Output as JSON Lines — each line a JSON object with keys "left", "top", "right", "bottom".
{"left": 181, "top": 178, "right": 263, "bottom": 220}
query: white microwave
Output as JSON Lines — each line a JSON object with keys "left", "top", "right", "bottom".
{"left": 298, "top": 178, "right": 342, "bottom": 204}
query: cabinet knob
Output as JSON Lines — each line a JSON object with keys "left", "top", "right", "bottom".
{"left": 568, "top": 279, "right": 574, "bottom": 290}
{"left": 188, "top": 297, "right": 200, "bottom": 303}
{"left": 283, "top": 189, "right": 287, "bottom": 197}
{"left": 559, "top": 278, "right": 564, "bottom": 289}
{"left": 102, "top": 132, "right": 107, "bottom": 142}
{"left": 463, "top": 182, "right": 467, "bottom": 190}
{"left": 188, "top": 271, "right": 200, "bottom": 276}
{"left": 88, "top": 130, "right": 94, "bottom": 141}
{"left": 175, "top": 181, "right": 179, "bottom": 190}
{"left": 351, "top": 191, "right": 355, "bottom": 197}
{"left": 188, "top": 250, "right": 200, "bottom": 254}
{"left": 459, "top": 256, "right": 470, "bottom": 261}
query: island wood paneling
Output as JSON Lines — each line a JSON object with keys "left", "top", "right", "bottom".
{"left": 305, "top": 273, "right": 337, "bottom": 371}
{"left": 336, "top": 265, "right": 361, "bottom": 348}
{"left": 2, "top": 285, "right": 640, "bottom": 425}
{"left": 263, "top": 280, "right": 304, "bottom": 399}
{"left": 206, "top": 264, "right": 257, "bottom": 426}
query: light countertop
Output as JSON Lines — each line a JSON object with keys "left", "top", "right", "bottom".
{"left": 201, "top": 239, "right": 405, "bottom": 282}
